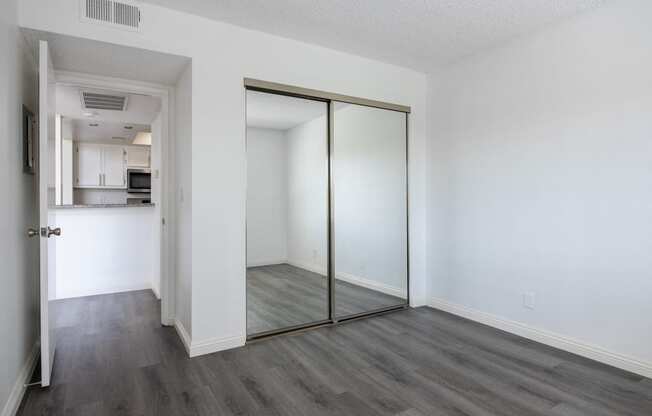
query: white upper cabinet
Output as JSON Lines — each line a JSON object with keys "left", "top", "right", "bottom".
{"left": 75, "top": 143, "right": 127, "bottom": 189}
{"left": 76, "top": 143, "right": 102, "bottom": 187}
{"left": 103, "top": 146, "right": 127, "bottom": 188}
{"left": 127, "top": 146, "right": 150, "bottom": 168}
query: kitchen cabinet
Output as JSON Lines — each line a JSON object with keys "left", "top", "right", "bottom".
{"left": 103, "top": 146, "right": 127, "bottom": 188}
{"left": 76, "top": 143, "right": 102, "bottom": 187}
{"left": 127, "top": 146, "right": 150, "bottom": 168}
{"left": 75, "top": 143, "right": 126, "bottom": 189}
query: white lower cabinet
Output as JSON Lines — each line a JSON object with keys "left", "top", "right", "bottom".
{"left": 75, "top": 143, "right": 127, "bottom": 189}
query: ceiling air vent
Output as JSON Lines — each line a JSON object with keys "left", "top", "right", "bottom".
{"left": 81, "top": 91, "right": 128, "bottom": 111}
{"left": 81, "top": 0, "right": 142, "bottom": 32}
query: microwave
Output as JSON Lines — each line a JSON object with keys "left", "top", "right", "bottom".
{"left": 127, "top": 169, "right": 151, "bottom": 193}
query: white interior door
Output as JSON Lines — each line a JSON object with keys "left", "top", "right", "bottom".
{"left": 38, "top": 40, "right": 59, "bottom": 387}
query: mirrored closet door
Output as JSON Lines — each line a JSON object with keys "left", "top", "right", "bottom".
{"left": 332, "top": 102, "right": 408, "bottom": 319}
{"left": 245, "top": 80, "right": 409, "bottom": 339}
{"left": 246, "top": 90, "right": 330, "bottom": 337}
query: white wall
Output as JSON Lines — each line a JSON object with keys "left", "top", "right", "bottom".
{"left": 54, "top": 207, "right": 155, "bottom": 299}
{"left": 286, "top": 116, "right": 328, "bottom": 273}
{"left": 0, "top": 0, "right": 39, "bottom": 413}
{"left": 428, "top": 0, "right": 652, "bottom": 369}
{"left": 246, "top": 128, "right": 288, "bottom": 266}
{"left": 175, "top": 62, "right": 192, "bottom": 336}
{"left": 150, "top": 112, "right": 162, "bottom": 298}
{"left": 19, "top": 0, "right": 428, "bottom": 350}
{"left": 61, "top": 138, "right": 73, "bottom": 205}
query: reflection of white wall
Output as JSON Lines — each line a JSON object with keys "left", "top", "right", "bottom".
{"left": 246, "top": 120, "right": 328, "bottom": 270}
{"left": 246, "top": 105, "right": 407, "bottom": 297}
{"left": 333, "top": 104, "right": 407, "bottom": 296}
{"left": 246, "top": 128, "right": 288, "bottom": 266}
{"left": 286, "top": 115, "right": 329, "bottom": 274}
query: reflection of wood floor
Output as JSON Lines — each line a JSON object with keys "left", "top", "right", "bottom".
{"left": 247, "top": 263, "right": 404, "bottom": 335}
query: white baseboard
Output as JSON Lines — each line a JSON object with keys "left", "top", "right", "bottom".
{"left": 286, "top": 259, "right": 326, "bottom": 275}
{"left": 1, "top": 342, "right": 39, "bottom": 416}
{"left": 56, "top": 283, "right": 152, "bottom": 300}
{"left": 336, "top": 271, "right": 407, "bottom": 298}
{"left": 174, "top": 319, "right": 245, "bottom": 358}
{"left": 188, "top": 334, "right": 246, "bottom": 357}
{"left": 151, "top": 284, "right": 161, "bottom": 300}
{"left": 428, "top": 297, "right": 652, "bottom": 379}
{"left": 174, "top": 319, "right": 192, "bottom": 355}
{"left": 286, "top": 260, "right": 406, "bottom": 298}
{"left": 247, "top": 259, "right": 288, "bottom": 268}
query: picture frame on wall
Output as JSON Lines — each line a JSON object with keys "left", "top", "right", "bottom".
{"left": 22, "top": 105, "right": 36, "bottom": 174}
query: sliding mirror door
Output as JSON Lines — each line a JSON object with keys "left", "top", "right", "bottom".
{"left": 333, "top": 102, "right": 408, "bottom": 319}
{"left": 246, "top": 90, "right": 329, "bottom": 337}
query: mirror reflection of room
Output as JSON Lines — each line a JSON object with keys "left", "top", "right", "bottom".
{"left": 246, "top": 90, "right": 410, "bottom": 337}
{"left": 246, "top": 90, "right": 329, "bottom": 335}
{"left": 333, "top": 102, "right": 408, "bottom": 318}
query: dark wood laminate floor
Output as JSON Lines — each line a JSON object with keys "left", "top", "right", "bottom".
{"left": 247, "top": 263, "right": 405, "bottom": 334}
{"left": 19, "top": 290, "right": 652, "bottom": 415}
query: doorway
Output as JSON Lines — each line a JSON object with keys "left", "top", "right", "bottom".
{"left": 245, "top": 80, "right": 410, "bottom": 339}
{"left": 25, "top": 29, "right": 188, "bottom": 387}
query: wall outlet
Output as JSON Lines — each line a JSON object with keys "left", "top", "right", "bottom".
{"left": 523, "top": 292, "right": 536, "bottom": 310}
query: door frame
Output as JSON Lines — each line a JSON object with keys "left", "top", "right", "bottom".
{"left": 55, "top": 70, "right": 177, "bottom": 326}
{"left": 244, "top": 79, "right": 411, "bottom": 340}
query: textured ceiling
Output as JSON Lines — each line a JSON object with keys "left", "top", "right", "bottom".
{"left": 142, "top": 0, "right": 604, "bottom": 70}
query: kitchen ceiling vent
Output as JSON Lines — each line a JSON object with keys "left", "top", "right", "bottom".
{"left": 81, "top": 91, "right": 128, "bottom": 111}
{"left": 80, "top": 0, "right": 142, "bottom": 31}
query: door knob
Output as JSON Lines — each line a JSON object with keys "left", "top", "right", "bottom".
{"left": 47, "top": 227, "right": 61, "bottom": 238}
{"left": 27, "top": 228, "right": 39, "bottom": 237}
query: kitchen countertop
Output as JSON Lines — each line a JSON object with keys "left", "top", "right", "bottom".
{"left": 51, "top": 203, "right": 155, "bottom": 209}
